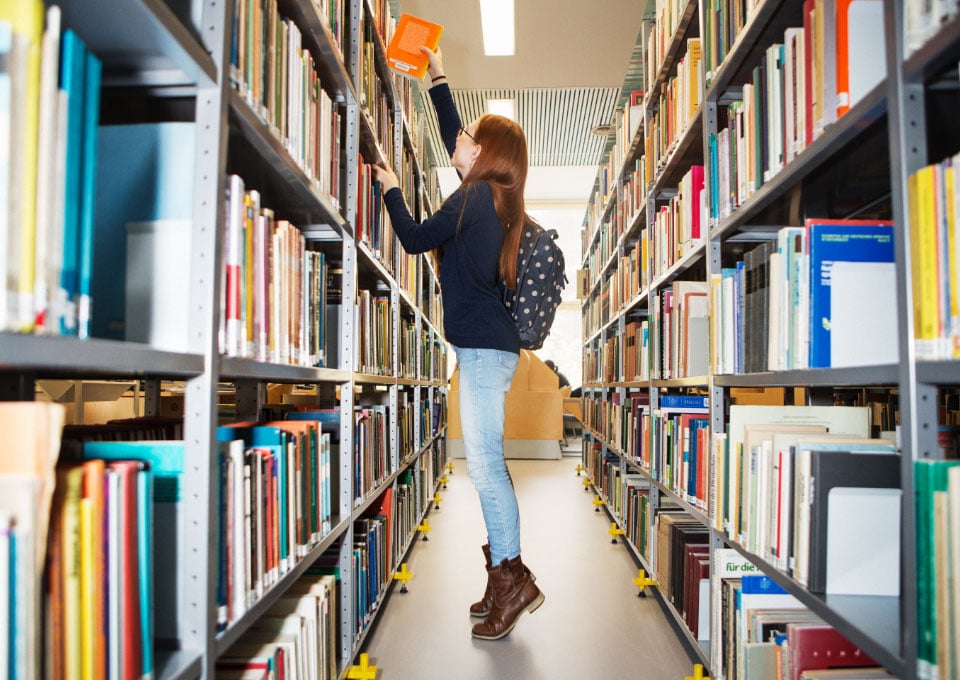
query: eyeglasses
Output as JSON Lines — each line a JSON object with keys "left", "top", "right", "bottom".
{"left": 458, "top": 126, "right": 477, "bottom": 143}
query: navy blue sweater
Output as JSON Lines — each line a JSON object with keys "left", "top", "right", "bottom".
{"left": 382, "top": 84, "right": 520, "bottom": 353}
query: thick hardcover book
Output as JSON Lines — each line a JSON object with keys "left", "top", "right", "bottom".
{"left": 803, "top": 447, "right": 899, "bottom": 594}
{"left": 803, "top": 219, "right": 894, "bottom": 368}
{"left": 786, "top": 622, "right": 877, "bottom": 680}
{"left": 385, "top": 14, "right": 443, "bottom": 80}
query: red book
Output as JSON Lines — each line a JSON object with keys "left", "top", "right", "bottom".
{"left": 108, "top": 461, "right": 143, "bottom": 680}
{"left": 787, "top": 622, "right": 877, "bottom": 680}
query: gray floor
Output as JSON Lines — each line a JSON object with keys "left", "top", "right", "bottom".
{"left": 361, "top": 443, "right": 696, "bottom": 679}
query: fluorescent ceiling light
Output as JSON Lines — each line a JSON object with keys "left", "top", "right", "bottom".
{"left": 479, "top": 0, "right": 515, "bottom": 56}
{"left": 486, "top": 98, "right": 515, "bottom": 120}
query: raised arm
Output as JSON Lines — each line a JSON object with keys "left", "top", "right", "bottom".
{"left": 422, "top": 46, "right": 461, "bottom": 158}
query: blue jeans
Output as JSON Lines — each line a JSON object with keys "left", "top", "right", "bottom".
{"left": 454, "top": 346, "right": 520, "bottom": 566}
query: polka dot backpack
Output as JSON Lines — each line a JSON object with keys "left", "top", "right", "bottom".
{"left": 501, "top": 221, "right": 567, "bottom": 350}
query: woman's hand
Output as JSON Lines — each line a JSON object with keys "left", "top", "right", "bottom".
{"left": 372, "top": 163, "right": 400, "bottom": 192}
{"left": 420, "top": 45, "right": 445, "bottom": 81}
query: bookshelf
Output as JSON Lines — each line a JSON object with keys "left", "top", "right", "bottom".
{"left": 0, "top": 0, "right": 447, "bottom": 678}
{"left": 580, "top": 0, "right": 960, "bottom": 677}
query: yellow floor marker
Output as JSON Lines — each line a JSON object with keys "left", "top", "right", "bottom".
{"left": 446, "top": 461, "right": 454, "bottom": 475}
{"left": 394, "top": 563, "right": 414, "bottom": 593}
{"left": 346, "top": 653, "right": 378, "bottom": 679}
{"left": 633, "top": 568, "right": 658, "bottom": 598}
{"left": 582, "top": 477, "right": 592, "bottom": 491}
{"left": 575, "top": 463, "right": 584, "bottom": 476}
{"left": 417, "top": 518, "right": 432, "bottom": 540}
{"left": 684, "top": 663, "right": 709, "bottom": 680}
{"left": 433, "top": 491, "right": 442, "bottom": 509}
{"left": 607, "top": 522, "right": 625, "bottom": 544}
{"left": 440, "top": 474, "right": 449, "bottom": 489}
{"left": 592, "top": 495, "right": 606, "bottom": 512}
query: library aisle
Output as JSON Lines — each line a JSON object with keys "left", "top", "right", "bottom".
{"left": 362, "top": 453, "right": 696, "bottom": 680}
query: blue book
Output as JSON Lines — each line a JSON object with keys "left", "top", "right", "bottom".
{"left": 740, "top": 574, "right": 789, "bottom": 595}
{"left": 136, "top": 467, "right": 153, "bottom": 678}
{"left": 657, "top": 395, "right": 709, "bottom": 410}
{"left": 287, "top": 409, "right": 341, "bottom": 434}
{"left": 82, "top": 440, "right": 184, "bottom": 644}
{"left": 76, "top": 50, "right": 101, "bottom": 339}
{"left": 804, "top": 220, "right": 894, "bottom": 368}
{"left": 58, "top": 30, "right": 87, "bottom": 334}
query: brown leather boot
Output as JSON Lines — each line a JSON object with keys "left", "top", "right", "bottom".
{"left": 471, "top": 556, "right": 544, "bottom": 640}
{"left": 470, "top": 545, "right": 537, "bottom": 618}
{"left": 469, "top": 544, "right": 494, "bottom": 617}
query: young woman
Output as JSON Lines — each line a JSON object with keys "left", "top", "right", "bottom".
{"left": 372, "top": 46, "right": 544, "bottom": 640}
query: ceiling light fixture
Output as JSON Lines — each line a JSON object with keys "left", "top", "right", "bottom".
{"left": 486, "top": 98, "right": 516, "bottom": 120}
{"left": 479, "top": 0, "right": 515, "bottom": 56}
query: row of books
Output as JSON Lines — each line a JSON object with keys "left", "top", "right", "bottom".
{"left": 712, "top": 549, "right": 891, "bottom": 680}
{"left": 354, "top": 405, "right": 390, "bottom": 504}
{"left": 357, "top": 157, "right": 396, "bottom": 270}
{"left": 360, "top": 19, "right": 396, "bottom": 160}
{"left": 908, "top": 151, "right": 960, "bottom": 361}
{"left": 648, "top": 165, "right": 705, "bottom": 280}
{"left": 644, "top": 38, "right": 703, "bottom": 181}
{"left": 217, "top": 571, "right": 338, "bottom": 680}
{"left": 610, "top": 91, "right": 645, "bottom": 186}
{"left": 230, "top": 0, "right": 343, "bottom": 203}
{"left": 356, "top": 289, "right": 393, "bottom": 376}
{"left": 647, "top": 0, "right": 702, "bottom": 95}
{"left": 712, "top": 405, "right": 900, "bottom": 598}
{"left": 1, "top": 5, "right": 102, "bottom": 338}
{"left": 216, "top": 416, "right": 335, "bottom": 630}
{"left": 905, "top": 0, "right": 960, "bottom": 56}
{"left": 650, "top": 279, "right": 710, "bottom": 379}
{"left": 582, "top": 436, "right": 653, "bottom": 557}
{"left": 709, "top": 220, "right": 897, "bottom": 374}
{"left": 584, "top": 432, "right": 891, "bottom": 680}
{"left": 222, "top": 175, "right": 333, "bottom": 366}
{"left": 708, "top": 0, "right": 884, "bottom": 221}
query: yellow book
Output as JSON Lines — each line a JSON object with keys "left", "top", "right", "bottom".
{"left": 1, "top": 0, "right": 43, "bottom": 332}
{"left": 80, "top": 459, "right": 105, "bottom": 680}
{"left": 59, "top": 465, "right": 83, "bottom": 680}
{"left": 914, "top": 164, "right": 940, "bottom": 358}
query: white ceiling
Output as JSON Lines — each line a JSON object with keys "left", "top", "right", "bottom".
{"left": 396, "top": 0, "right": 648, "bottom": 194}
{"left": 396, "top": 0, "right": 647, "bottom": 89}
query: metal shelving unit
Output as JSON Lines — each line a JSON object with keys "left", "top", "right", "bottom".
{"left": 0, "top": 0, "right": 448, "bottom": 677}
{"left": 579, "top": 0, "right": 958, "bottom": 678}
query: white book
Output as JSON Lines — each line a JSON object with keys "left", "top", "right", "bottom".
{"left": 6, "top": 33, "right": 29, "bottom": 332}
{"left": 32, "top": 6, "right": 59, "bottom": 334}
{"left": 225, "top": 439, "right": 247, "bottom": 622}
{"left": 830, "top": 261, "right": 898, "bottom": 367}
{"left": 766, "top": 251, "right": 782, "bottom": 370}
{"left": 0, "top": 21, "right": 12, "bottom": 331}
{"left": 826, "top": 487, "right": 901, "bottom": 595}
{"left": 846, "top": 0, "right": 886, "bottom": 109}
{"left": 106, "top": 469, "right": 121, "bottom": 680}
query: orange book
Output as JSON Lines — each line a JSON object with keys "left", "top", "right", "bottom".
{"left": 385, "top": 14, "right": 443, "bottom": 80}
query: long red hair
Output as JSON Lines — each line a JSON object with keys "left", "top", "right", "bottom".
{"left": 458, "top": 114, "right": 535, "bottom": 289}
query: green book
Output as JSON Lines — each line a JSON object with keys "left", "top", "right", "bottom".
{"left": 915, "top": 459, "right": 960, "bottom": 675}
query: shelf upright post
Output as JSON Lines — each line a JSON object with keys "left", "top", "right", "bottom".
{"left": 884, "top": 1, "right": 934, "bottom": 676}
{"left": 179, "top": 0, "right": 235, "bottom": 676}
{"left": 334, "top": 0, "right": 364, "bottom": 664}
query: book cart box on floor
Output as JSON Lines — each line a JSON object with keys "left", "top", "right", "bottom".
{"left": 0, "top": 0, "right": 447, "bottom": 678}
{"left": 580, "top": 0, "right": 960, "bottom": 677}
